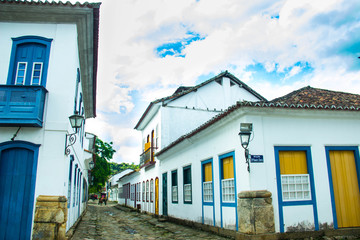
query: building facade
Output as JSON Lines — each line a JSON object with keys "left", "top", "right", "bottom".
{"left": 117, "top": 72, "right": 360, "bottom": 234}
{"left": 0, "top": 1, "right": 100, "bottom": 239}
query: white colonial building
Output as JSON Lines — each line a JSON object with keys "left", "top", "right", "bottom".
{"left": 117, "top": 72, "right": 360, "bottom": 234}
{"left": 0, "top": 1, "right": 100, "bottom": 239}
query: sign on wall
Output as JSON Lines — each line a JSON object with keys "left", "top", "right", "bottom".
{"left": 250, "top": 155, "right": 264, "bottom": 163}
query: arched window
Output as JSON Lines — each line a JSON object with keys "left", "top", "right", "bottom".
{"left": 7, "top": 36, "right": 52, "bottom": 87}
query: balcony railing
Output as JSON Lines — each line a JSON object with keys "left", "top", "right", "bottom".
{"left": 0, "top": 85, "right": 48, "bottom": 127}
{"left": 140, "top": 146, "right": 157, "bottom": 168}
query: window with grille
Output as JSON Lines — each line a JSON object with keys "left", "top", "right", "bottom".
{"left": 203, "top": 181, "right": 213, "bottom": 202}
{"left": 146, "top": 180, "right": 149, "bottom": 202}
{"left": 130, "top": 184, "right": 134, "bottom": 201}
{"left": 137, "top": 183, "right": 140, "bottom": 200}
{"left": 221, "top": 156, "right": 235, "bottom": 203}
{"left": 279, "top": 151, "right": 311, "bottom": 202}
{"left": 142, "top": 181, "right": 145, "bottom": 202}
{"left": 15, "top": 62, "right": 27, "bottom": 85}
{"left": 183, "top": 166, "right": 192, "bottom": 203}
{"left": 202, "top": 161, "right": 213, "bottom": 203}
{"left": 31, "top": 62, "right": 43, "bottom": 85}
{"left": 119, "top": 187, "right": 123, "bottom": 198}
{"left": 281, "top": 174, "right": 310, "bottom": 201}
{"left": 172, "top": 170, "right": 178, "bottom": 203}
{"left": 222, "top": 178, "right": 235, "bottom": 202}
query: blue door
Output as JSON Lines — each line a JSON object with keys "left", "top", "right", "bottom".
{"left": 0, "top": 141, "right": 39, "bottom": 240}
{"left": 162, "top": 172, "right": 168, "bottom": 216}
{"left": 13, "top": 43, "right": 46, "bottom": 86}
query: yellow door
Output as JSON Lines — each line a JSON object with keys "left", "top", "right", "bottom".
{"left": 155, "top": 177, "right": 159, "bottom": 215}
{"left": 329, "top": 151, "right": 360, "bottom": 227}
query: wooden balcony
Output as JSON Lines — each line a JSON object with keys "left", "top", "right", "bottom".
{"left": 0, "top": 85, "right": 47, "bottom": 127}
{"left": 140, "top": 146, "right": 156, "bottom": 168}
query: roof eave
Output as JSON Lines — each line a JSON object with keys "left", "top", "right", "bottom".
{"left": 0, "top": 1, "right": 101, "bottom": 119}
{"left": 134, "top": 102, "right": 161, "bottom": 130}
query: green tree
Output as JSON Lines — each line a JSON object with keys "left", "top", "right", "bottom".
{"left": 109, "top": 162, "right": 139, "bottom": 175}
{"left": 89, "top": 138, "right": 116, "bottom": 193}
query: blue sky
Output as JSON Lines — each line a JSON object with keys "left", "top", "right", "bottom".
{"left": 84, "top": 0, "right": 360, "bottom": 164}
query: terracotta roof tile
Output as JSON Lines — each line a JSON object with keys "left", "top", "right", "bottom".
{"left": 156, "top": 86, "right": 360, "bottom": 156}
{"left": 270, "top": 86, "right": 360, "bottom": 108}
{"left": 0, "top": 0, "right": 101, "bottom": 8}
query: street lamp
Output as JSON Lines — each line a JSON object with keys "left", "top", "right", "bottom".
{"left": 238, "top": 123, "right": 253, "bottom": 172}
{"left": 65, "top": 113, "right": 84, "bottom": 155}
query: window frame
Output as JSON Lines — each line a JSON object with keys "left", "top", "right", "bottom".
{"left": 274, "top": 146, "right": 318, "bottom": 232}
{"left": 202, "top": 160, "right": 214, "bottom": 204}
{"left": 171, "top": 170, "right": 178, "bottom": 203}
{"left": 220, "top": 155, "right": 235, "bottom": 204}
{"left": 30, "top": 62, "right": 43, "bottom": 85}
{"left": 14, "top": 62, "right": 27, "bottom": 85}
{"left": 8, "top": 36, "right": 52, "bottom": 87}
{"left": 183, "top": 165, "right": 192, "bottom": 204}
{"left": 150, "top": 179, "right": 154, "bottom": 202}
{"left": 142, "top": 181, "right": 145, "bottom": 202}
{"left": 146, "top": 180, "right": 149, "bottom": 202}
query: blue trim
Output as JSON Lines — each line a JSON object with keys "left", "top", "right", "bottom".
{"left": 201, "top": 158, "right": 215, "bottom": 226}
{"left": 78, "top": 172, "right": 82, "bottom": 217}
{"left": 67, "top": 155, "right": 74, "bottom": 208}
{"left": 0, "top": 141, "right": 40, "bottom": 239}
{"left": 219, "top": 151, "right": 238, "bottom": 231}
{"left": 7, "top": 36, "right": 52, "bottom": 87}
{"left": 325, "top": 146, "right": 360, "bottom": 229}
{"left": 274, "top": 146, "right": 319, "bottom": 233}
{"left": 73, "top": 164, "right": 78, "bottom": 207}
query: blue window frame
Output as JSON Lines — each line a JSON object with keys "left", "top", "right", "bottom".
{"left": 7, "top": 36, "right": 52, "bottom": 87}
{"left": 76, "top": 169, "right": 80, "bottom": 206}
{"left": 201, "top": 158, "right": 215, "bottom": 226}
{"left": 274, "top": 146, "right": 319, "bottom": 232}
{"left": 67, "top": 156, "right": 74, "bottom": 208}
{"left": 73, "top": 164, "right": 78, "bottom": 207}
{"left": 218, "top": 151, "right": 238, "bottom": 230}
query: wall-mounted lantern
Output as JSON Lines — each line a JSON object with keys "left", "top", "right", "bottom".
{"left": 238, "top": 123, "right": 253, "bottom": 172}
{"left": 65, "top": 113, "right": 84, "bottom": 155}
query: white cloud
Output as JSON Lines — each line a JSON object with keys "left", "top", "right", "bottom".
{"left": 84, "top": 0, "right": 360, "bottom": 164}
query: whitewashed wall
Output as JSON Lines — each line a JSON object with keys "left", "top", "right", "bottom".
{"left": 0, "top": 22, "right": 90, "bottom": 232}
{"left": 156, "top": 107, "right": 360, "bottom": 232}
{"left": 162, "top": 77, "right": 261, "bottom": 146}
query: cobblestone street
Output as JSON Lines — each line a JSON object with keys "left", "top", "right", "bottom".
{"left": 70, "top": 202, "right": 230, "bottom": 240}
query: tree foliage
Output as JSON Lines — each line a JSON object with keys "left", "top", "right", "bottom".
{"left": 89, "top": 138, "right": 115, "bottom": 193}
{"left": 109, "top": 162, "right": 139, "bottom": 175}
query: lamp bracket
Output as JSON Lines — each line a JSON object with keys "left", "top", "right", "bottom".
{"left": 245, "top": 148, "right": 250, "bottom": 172}
{"left": 65, "top": 132, "right": 77, "bottom": 155}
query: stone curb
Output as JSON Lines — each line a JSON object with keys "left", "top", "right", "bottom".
{"left": 66, "top": 206, "right": 87, "bottom": 240}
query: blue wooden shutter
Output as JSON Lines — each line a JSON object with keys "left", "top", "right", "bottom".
{"left": 14, "top": 43, "right": 46, "bottom": 86}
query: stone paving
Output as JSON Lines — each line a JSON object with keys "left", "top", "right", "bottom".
{"left": 70, "top": 201, "right": 231, "bottom": 240}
